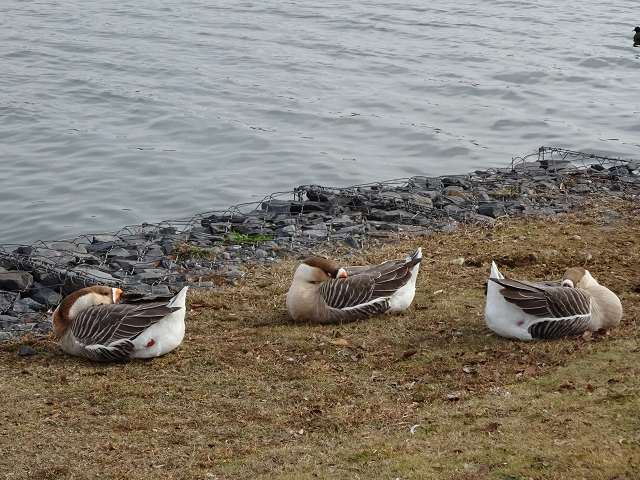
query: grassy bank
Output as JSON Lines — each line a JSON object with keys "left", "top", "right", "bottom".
{"left": 1, "top": 197, "right": 639, "bottom": 479}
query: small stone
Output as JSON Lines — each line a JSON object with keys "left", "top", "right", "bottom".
{"left": 443, "top": 204, "right": 462, "bottom": 214}
{"left": 106, "top": 247, "right": 134, "bottom": 258}
{"left": 450, "top": 257, "right": 465, "bottom": 266}
{"left": 443, "top": 185, "right": 465, "bottom": 196}
{"left": 71, "top": 267, "right": 116, "bottom": 284}
{"left": 17, "top": 345, "right": 37, "bottom": 357}
{"left": 277, "top": 225, "right": 296, "bottom": 237}
{"left": 13, "top": 297, "right": 45, "bottom": 313}
{"left": 0, "top": 272, "right": 34, "bottom": 291}
{"left": 30, "top": 285, "right": 62, "bottom": 306}
{"left": 0, "top": 291, "right": 18, "bottom": 313}
{"left": 571, "top": 184, "right": 592, "bottom": 194}
{"left": 92, "top": 234, "right": 119, "bottom": 243}
{"left": 132, "top": 269, "right": 168, "bottom": 282}
{"left": 48, "top": 242, "right": 87, "bottom": 254}
{"left": 0, "top": 315, "right": 19, "bottom": 328}
{"left": 441, "top": 176, "right": 471, "bottom": 189}
{"left": 342, "top": 235, "right": 362, "bottom": 249}
{"left": 254, "top": 249, "right": 268, "bottom": 259}
{"left": 477, "top": 202, "right": 503, "bottom": 218}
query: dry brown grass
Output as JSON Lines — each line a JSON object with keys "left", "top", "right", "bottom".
{"left": 1, "top": 197, "right": 639, "bottom": 479}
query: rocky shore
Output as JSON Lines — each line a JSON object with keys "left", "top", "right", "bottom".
{"left": 1, "top": 149, "right": 638, "bottom": 341}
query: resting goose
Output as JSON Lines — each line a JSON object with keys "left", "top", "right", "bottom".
{"left": 286, "top": 248, "right": 422, "bottom": 324}
{"left": 485, "top": 262, "right": 622, "bottom": 340}
{"left": 52, "top": 285, "right": 189, "bottom": 361}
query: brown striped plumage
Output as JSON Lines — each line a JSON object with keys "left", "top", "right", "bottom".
{"left": 287, "top": 248, "right": 422, "bottom": 324}
{"left": 486, "top": 263, "right": 622, "bottom": 340}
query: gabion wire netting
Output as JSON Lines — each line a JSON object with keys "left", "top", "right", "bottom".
{"left": 0, "top": 146, "right": 638, "bottom": 335}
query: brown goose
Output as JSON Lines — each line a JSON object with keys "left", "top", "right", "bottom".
{"left": 286, "top": 248, "right": 422, "bottom": 324}
{"left": 485, "top": 262, "right": 622, "bottom": 340}
{"left": 52, "top": 286, "right": 189, "bottom": 361}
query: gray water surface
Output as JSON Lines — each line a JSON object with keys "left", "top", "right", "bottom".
{"left": 1, "top": 1, "right": 639, "bottom": 243}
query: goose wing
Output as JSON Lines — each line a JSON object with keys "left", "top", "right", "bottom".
{"left": 489, "top": 278, "right": 592, "bottom": 339}
{"left": 321, "top": 252, "right": 420, "bottom": 309}
{"left": 70, "top": 302, "right": 180, "bottom": 361}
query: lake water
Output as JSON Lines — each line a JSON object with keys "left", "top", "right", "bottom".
{"left": 1, "top": 1, "right": 639, "bottom": 243}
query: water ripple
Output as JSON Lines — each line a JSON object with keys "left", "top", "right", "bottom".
{"left": 1, "top": 0, "right": 639, "bottom": 242}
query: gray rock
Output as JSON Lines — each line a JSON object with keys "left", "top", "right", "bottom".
{"left": 443, "top": 185, "right": 465, "bottom": 195}
{"left": 0, "top": 332, "right": 12, "bottom": 341}
{"left": 254, "top": 249, "right": 268, "bottom": 259}
{"left": 339, "top": 224, "right": 366, "bottom": 234}
{"left": 476, "top": 191, "right": 492, "bottom": 202}
{"left": 110, "top": 258, "right": 140, "bottom": 270}
{"left": 106, "top": 247, "right": 134, "bottom": 258}
{"left": 48, "top": 242, "right": 87, "bottom": 254}
{"left": 342, "top": 235, "right": 362, "bottom": 249}
{"left": 0, "top": 272, "right": 34, "bottom": 291}
{"left": 13, "top": 297, "right": 45, "bottom": 313}
{"left": 12, "top": 246, "right": 33, "bottom": 256}
{"left": 419, "top": 190, "right": 441, "bottom": 200}
{"left": 86, "top": 241, "right": 116, "bottom": 254}
{"left": 30, "top": 285, "right": 62, "bottom": 307}
{"left": 92, "top": 234, "right": 119, "bottom": 243}
{"left": 303, "top": 228, "right": 328, "bottom": 239}
{"left": 71, "top": 267, "right": 116, "bottom": 284}
{"left": 132, "top": 269, "right": 168, "bottom": 282}
{"left": 477, "top": 202, "right": 504, "bottom": 218}
{"left": 36, "top": 271, "right": 66, "bottom": 288}
{"left": 626, "top": 160, "right": 639, "bottom": 172}
{"left": 444, "top": 195, "right": 467, "bottom": 206}
{"left": 17, "top": 345, "right": 37, "bottom": 357}
{"left": 404, "top": 193, "right": 433, "bottom": 208}
{"left": 277, "top": 225, "right": 297, "bottom": 237}
{"left": 410, "top": 176, "right": 443, "bottom": 190}
{"left": 468, "top": 214, "right": 496, "bottom": 226}
{"left": 207, "top": 222, "right": 230, "bottom": 235}
{"left": 368, "top": 209, "right": 411, "bottom": 223}
{"left": 443, "top": 205, "right": 462, "bottom": 214}
{"left": 571, "top": 184, "right": 592, "bottom": 194}
{"left": 0, "top": 315, "right": 19, "bottom": 328}
{"left": 442, "top": 176, "right": 471, "bottom": 189}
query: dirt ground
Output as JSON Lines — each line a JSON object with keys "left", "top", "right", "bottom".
{"left": 1, "top": 196, "right": 639, "bottom": 480}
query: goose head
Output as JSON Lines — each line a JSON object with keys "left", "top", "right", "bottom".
{"left": 293, "top": 257, "right": 348, "bottom": 285}
{"left": 52, "top": 286, "right": 123, "bottom": 337}
{"left": 561, "top": 267, "right": 598, "bottom": 289}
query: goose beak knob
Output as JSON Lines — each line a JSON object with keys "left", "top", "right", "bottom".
{"left": 337, "top": 268, "right": 348, "bottom": 279}
{"left": 113, "top": 288, "right": 124, "bottom": 303}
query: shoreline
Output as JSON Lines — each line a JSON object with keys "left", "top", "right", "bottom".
{"left": 1, "top": 147, "right": 639, "bottom": 340}
{"left": 1, "top": 193, "right": 638, "bottom": 478}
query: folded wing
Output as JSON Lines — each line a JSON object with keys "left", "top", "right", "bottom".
{"left": 70, "top": 302, "right": 180, "bottom": 361}
{"left": 489, "top": 277, "right": 592, "bottom": 339}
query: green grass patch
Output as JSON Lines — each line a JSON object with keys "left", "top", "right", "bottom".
{"left": 228, "top": 231, "right": 273, "bottom": 244}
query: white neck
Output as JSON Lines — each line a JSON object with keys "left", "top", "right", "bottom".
{"left": 68, "top": 292, "right": 110, "bottom": 320}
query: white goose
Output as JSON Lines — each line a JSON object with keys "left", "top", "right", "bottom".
{"left": 485, "top": 262, "right": 622, "bottom": 340}
{"left": 286, "top": 248, "right": 422, "bottom": 324}
{"left": 52, "top": 285, "right": 189, "bottom": 361}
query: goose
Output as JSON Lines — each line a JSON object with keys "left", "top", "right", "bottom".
{"left": 52, "top": 285, "right": 189, "bottom": 361}
{"left": 485, "top": 262, "right": 622, "bottom": 340}
{"left": 286, "top": 248, "right": 422, "bottom": 324}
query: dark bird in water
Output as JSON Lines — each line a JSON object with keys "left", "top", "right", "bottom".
{"left": 635, "top": 27, "right": 640, "bottom": 47}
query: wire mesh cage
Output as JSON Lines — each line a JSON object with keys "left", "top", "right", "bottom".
{"left": 0, "top": 146, "right": 638, "bottom": 337}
